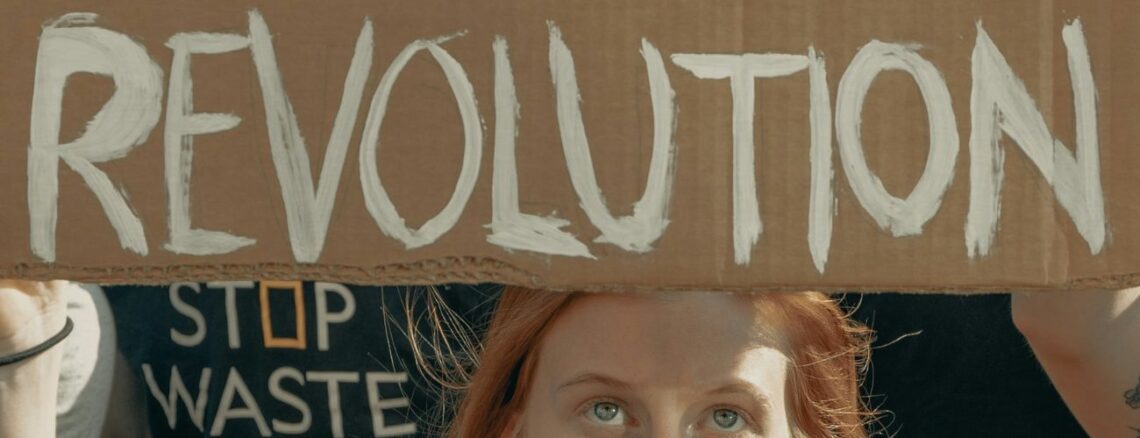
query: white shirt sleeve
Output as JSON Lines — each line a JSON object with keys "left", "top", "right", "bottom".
{"left": 55, "top": 283, "right": 116, "bottom": 438}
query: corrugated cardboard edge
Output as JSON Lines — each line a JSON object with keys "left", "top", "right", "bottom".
{"left": 0, "top": 258, "right": 537, "bottom": 287}
{"left": 5, "top": 261, "right": 1138, "bottom": 293}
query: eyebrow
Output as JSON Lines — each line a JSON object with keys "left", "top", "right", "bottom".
{"left": 556, "top": 373, "right": 636, "bottom": 392}
{"left": 706, "top": 381, "right": 773, "bottom": 409}
{"left": 557, "top": 374, "right": 773, "bottom": 410}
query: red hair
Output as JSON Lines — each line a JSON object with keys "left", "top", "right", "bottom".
{"left": 414, "top": 287, "right": 873, "bottom": 437}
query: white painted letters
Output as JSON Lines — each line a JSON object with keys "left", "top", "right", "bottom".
{"left": 807, "top": 48, "right": 835, "bottom": 274}
{"left": 29, "top": 13, "right": 163, "bottom": 262}
{"left": 487, "top": 36, "right": 594, "bottom": 258}
{"left": 248, "top": 11, "right": 375, "bottom": 262}
{"left": 164, "top": 32, "right": 255, "bottom": 255}
{"left": 672, "top": 51, "right": 809, "bottom": 265}
{"left": 17, "top": 12, "right": 1115, "bottom": 275}
{"left": 549, "top": 24, "right": 678, "bottom": 253}
{"left": 358, "top": 34, "right": 482, "bottom": 249}
{"left": 966, "top": 20, "right": 1106, "bottom": 257}
{"left": 835, "top": 41, "right": 958, "bottom": 238}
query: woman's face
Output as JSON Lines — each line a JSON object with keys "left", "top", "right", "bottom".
{"left": 512, "top": 292, "right": 795, "bottom": 438}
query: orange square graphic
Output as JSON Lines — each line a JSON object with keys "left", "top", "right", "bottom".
{"left": 260, "top": 280, "right": 306, "bottom": 350}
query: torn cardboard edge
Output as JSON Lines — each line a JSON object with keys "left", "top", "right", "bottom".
{"left": 4, "top": 261, "right": 1135, "bottom": 294}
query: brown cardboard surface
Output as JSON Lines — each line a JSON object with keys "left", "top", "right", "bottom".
{"left": 1, "top": 0, "right": 1136, "bottom": 292}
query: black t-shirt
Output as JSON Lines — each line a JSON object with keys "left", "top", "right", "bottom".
{"left": 106, "top": 282, "right": 497, "bottom": 438}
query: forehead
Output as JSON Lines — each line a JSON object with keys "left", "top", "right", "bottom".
{"left": 533, "top": 292, "right": 790, "bottom": 391}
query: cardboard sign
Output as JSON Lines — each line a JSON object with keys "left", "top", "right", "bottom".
{"left": 2, "top": 1, "right": 1136, "bottom": 291}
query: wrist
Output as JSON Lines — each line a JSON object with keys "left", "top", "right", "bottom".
{"left": 0, "top": 300, "right": 67, "bottom": 357}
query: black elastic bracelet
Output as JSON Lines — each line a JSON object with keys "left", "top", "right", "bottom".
{"left": 0, "top": 317, "right": 74, "bottom": 367}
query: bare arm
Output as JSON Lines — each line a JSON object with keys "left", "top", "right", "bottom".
{"left": 1012, "top": 288, "right": 1140, "bottom": 437}
{"left": 0, "top": 280, "right": 67, "bottom": 438}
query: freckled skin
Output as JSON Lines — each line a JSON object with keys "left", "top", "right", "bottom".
{"left": 513, "top": 292, "right": 795, "bottom": 438}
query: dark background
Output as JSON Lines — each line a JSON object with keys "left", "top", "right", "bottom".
{"left": 840, "top": 293, "right": 1087, "bottom": 438}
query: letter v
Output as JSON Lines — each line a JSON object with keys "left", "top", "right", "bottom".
{"left": 248, "top": 10, "right": 374, "bottom": 262}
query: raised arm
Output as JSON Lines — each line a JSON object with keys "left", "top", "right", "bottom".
{"left": 1012, "top": 288, "right": 1140, "bottom": 437}
{"left": 0, "top": 280, "right": 68, "bottom": 437}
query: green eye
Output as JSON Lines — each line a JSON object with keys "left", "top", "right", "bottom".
{"left": 712, "top": 408, "right": 742, "bottom": 430}
{"left": 590, "top": 401, "right": 623, "bottom": 424}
